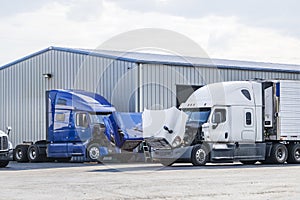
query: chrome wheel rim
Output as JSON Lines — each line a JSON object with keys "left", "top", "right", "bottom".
{"left": 196, "top": 148, "right": 206, "bottom": 164}
{"left": 89, "top": 146, "right": 100, "bottom": 160}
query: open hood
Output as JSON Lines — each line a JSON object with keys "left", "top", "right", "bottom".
{"left": 142, "top": 107, "right": 188, "bottom": 149}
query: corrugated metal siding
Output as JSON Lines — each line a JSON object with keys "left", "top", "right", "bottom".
{"left": 140, "top": 64, "right": 300, "bottom": 110}
{"left": 0, "top": 50, "right": 137, "bottom": 146}
{"left": 1, "top": 49, "right": 300, "bottom": 147}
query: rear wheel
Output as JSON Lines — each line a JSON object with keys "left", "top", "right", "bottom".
{"left": 287, "top": 144, "right": 300, "bottom": 164}
{"left": 14, "top": 145, "right": 29, "bottom": 162}
{"left": 269, "top": 143, "right": 288, "bottom": 164}
{"left": 191, "top": 144, "right": 209, "bottom": 166}
{"left": 27, "top": 145, "right": 42, "bottom": 162}
{"left": 0, "top": 160, "right": 9, "bottom": 168}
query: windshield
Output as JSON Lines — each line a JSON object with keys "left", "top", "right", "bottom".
{"left": 90, "top": 112, "right": 112, "bottom": 124}
{"left": 183, "top": 108, "right": 211, "bottom": 124}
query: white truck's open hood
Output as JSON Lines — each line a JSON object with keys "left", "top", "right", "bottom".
{"left": 142, "top": 107, "right": 188, "bottom": 149}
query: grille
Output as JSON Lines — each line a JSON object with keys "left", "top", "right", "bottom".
{"left": 0, "top": 136, "right": 8, "bottom": 150}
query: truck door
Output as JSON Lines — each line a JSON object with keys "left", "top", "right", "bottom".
{"left": 74, "top": 112, "right": 92, "bottom": 142}
{"left": 209, "top": 107, "right": 230, "bottom": 142}
{"left": 241, "top": 108, "right": 256, "bottom": 142}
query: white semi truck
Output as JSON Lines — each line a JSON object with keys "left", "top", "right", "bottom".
{"left": 0, "top": 127, "right": 13, "bottom": 167}
{"left": 146, "top": 80, "right": 300, "bottom": 166}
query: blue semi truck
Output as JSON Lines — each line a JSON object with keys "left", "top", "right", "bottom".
{"left": 14, "top": 89, "right": 143, "bottom": 162}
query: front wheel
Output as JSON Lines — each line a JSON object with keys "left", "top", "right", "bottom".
{"left": 87, "top": 143, "right": 102, "bottom": 162}
{"left": 0, "top": 160, "right": 9, "bottom": 168}
{"left": 191, "top": 144, "right": 209, "bottom": 166}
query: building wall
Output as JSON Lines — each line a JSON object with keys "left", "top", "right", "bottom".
{"left": 139, "top": 63, "right": 300, "bottom": 110}
{"left": 1, "top": 49, "right": 299, "bottom": 146}
{"left": 0, "top": 50, "right": 138, "bottom": 146}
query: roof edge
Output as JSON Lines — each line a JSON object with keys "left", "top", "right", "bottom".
{"left": 0, "top": 46, "right": 300, "bottom": 74}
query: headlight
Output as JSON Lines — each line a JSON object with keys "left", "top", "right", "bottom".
{"left": 172, "top": 136, "right": 182, "bottom": 148}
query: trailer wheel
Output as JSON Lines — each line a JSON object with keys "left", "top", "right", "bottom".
{"left": 14, "top": 145, "right": 29, "bottom": 162}
{"left": 0, "top": 161, "right": 9, "bottom": 168}
{"left": 27, "top": 145, "right": 42, "bottom": 162}
{"left": 287, "top": 144, "right": 300, "bottom": 164}
{"left": 87, "top": 143, "right": 102, "bottom": 162}
{"left": 269, "top": 143, "right": 288, "bottom": 164}
{"left": 191, "top": 144, "right": 209, "bottom": 166}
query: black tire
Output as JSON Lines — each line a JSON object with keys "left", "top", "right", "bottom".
{"left": 14, "top": 145, "right": 29, "bottom": 162}
{"left": 0, "top": 160, "right": 9, "bottom": 168}
{"left": 191, "top": 144, "right": 209, "bottom": 166}
{"left": 160, "top": 159, "right": 175, "bottom": 167}
{"left": 240, "top": 160, "right": 257, "bottom": 165}
{"left": 27, "top": 145, "right": 42, "bottom": 162}
{"left": 268, "top": 143, "right": 288, "bottom": 164}
{"left": 287, "top": 144, "right": 300, "bottom": 164}
{"left": 87, "top": 143, "right": 102, "bottom": 162}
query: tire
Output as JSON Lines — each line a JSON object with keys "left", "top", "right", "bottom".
{"left": 191, "top": 144, "right": 209, "bottom": 166}
{"left": 87, "top": 143, "right": 102, "bottom": 162}
{"left": 287, "top": 144, "right": 300, "bottom": 164}
{"left": 0, "top": 160, "right": 9, "bottom": 168}
{"left": 27, "top": 145, "right": 42, "bottom": 162}
{"left": 14, "top": 145, "right": 29, "bottom": 162}
{"left": 268, "top": 143, "right": 288, "bottom": 164}
{"left": 240, "top": 160, "right": 257, "bottom": 165}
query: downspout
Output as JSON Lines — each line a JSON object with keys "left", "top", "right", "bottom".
{"left": 136, "top": 63, "right": 143, "bottom": 112}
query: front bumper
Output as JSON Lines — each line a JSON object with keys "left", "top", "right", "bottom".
{"left": 152, "top": 146, "right": 193, "bottom": 161}
{"left": 0, "top": 149, "right": 13, "bottom": 161}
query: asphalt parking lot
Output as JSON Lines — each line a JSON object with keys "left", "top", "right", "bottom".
{"left": 1, "top": 161, "right": 300, "bottom": 200}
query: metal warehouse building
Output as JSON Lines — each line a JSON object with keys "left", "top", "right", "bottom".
{"left": 1, "top": 46, "right": 300, "bottom": 146}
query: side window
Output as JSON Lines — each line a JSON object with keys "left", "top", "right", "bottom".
{"left": 55, "top": 113, "right": 65, "bottom": 122}
{"left": 241, "top": 89, "right": 251, "bottom": 101}
{"left": 76, "top": 113, "right": 89, "bottom": 128}
{"left": 246, "top": 112, "right": 252, "bottom": 125}
{"left": 212, "top": 109, "right": 226, "bottom": 124}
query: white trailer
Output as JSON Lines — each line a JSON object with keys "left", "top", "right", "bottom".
{"left": 145, "top": 80, "right": 300, "bottom": 166}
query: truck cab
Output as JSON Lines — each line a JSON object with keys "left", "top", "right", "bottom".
{"left": 148, "top": 81, "right": 267, "bottom": 166}
{"left": 14, "top": 89, "right": 143, "bottom": 163}
{"left": 0, "top": 127, "right": 13, "bottom": 167}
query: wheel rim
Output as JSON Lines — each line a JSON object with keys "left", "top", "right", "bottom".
{"left": 277, "top": 147, "right": 286, "bottom": 162}
{"left": 295, "top": 148, "right": 300, "bottom": 161}
{"left": 16, "top": 149, "right": 23, "bottom": 160}
{"left": 195, "top": 148, "right": 206, "bottom": 164}
{"left": 29, "top": 149, "right": 36, "bottom": 160}
{"left": 89, "top": 146, "right": 100, "bottom": 160}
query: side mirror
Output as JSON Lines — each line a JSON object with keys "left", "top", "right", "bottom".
{"left": 6, "top": 126, "right": 12, "bottom": 135}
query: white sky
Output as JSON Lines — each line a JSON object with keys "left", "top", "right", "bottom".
{"left": 1, "top": 0, "right": 300, "bottom": 66}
